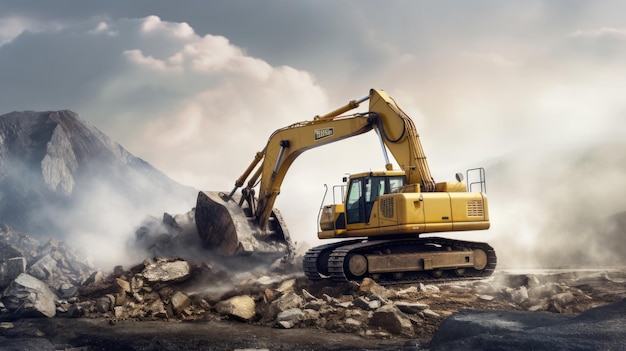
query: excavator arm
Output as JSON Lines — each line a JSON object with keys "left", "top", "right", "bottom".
{"left": 251, "top": 114, "right": 375, "bottom": 229}
{"left": 239, "top": 89, "right": 436, "bottom": 229}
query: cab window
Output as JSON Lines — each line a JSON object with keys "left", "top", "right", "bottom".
{"left": 346, "top": 175, "right": 405, "bottom": 224}
{"left": 346, "top": 178, "right": 363, "bottom": 224}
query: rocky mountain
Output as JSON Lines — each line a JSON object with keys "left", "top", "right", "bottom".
{"left": 0, "top": 110, "right": 196, "bottom": 241}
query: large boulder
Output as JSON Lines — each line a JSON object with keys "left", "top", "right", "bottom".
{"left": 429, "top": 299, "right": 626, "bottom": 351}
{"left": 141, "top": 258, "right": 191, "bottom": 284}
{"left": 369, "top": 304, "right": 413, "bottom": 337}
{"left": 170, "top": 291, "right": 192, "bottom": 315}
{"left": 1, "top": 273, "right": 57, "bottom": 317}
{"left": 215, "top": 295, "right": 256, "bottom": 321}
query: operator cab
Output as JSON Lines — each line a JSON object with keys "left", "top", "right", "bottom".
{"left": 345, "top": 171, "right": 405, "bottom": 224}
{"left": 318, "top": 170, "right": 409, "bottom": 239}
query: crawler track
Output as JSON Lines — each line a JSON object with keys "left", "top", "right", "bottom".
{"left": 303, "top": 239, "right": 363, "bottom": 281}
{"left": 303, "top": 237, "right": 497, "bottom": 285}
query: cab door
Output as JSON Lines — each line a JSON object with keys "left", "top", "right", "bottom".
{"left": 346, "top": 177, "right": 364, "bottom": 224}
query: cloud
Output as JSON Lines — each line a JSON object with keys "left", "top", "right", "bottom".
{"left": 0, "top": 14, "right": 337, "bottom": 247}
{"left": 0, "top": 17, "right": 30, "bottom": 45}
{"left": 570, "top": 27, "right": 626, "bottom": 39}
{"left": 0, "top": 15, "right": 65, "bottom": 46}
{"left": 88, "top": 21, "right": 118, "bottom": 36}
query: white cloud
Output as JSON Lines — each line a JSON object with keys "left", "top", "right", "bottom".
{"left": 570, "top": 27, "right": 626, "bottom": 39}
{"left": 0, "top": 17, "right": 28, "bottom": 45}
{"left": 89, "top": 21, "right": 118, "bottom": 36}
{"left": 0, "top": 16, "right": 65, "bottom": 45}
{"left": 140, "top": 15, "right": 194, "bottom": 38}
{"left": 123, "top": 49, "right": 178, "bottom": 72}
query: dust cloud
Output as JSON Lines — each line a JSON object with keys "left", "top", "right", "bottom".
{"left": 33, "top": 167, "right": 196, "bottom": 271}
{"left": 487, "top": 141, "right": 626, "bottom": 269}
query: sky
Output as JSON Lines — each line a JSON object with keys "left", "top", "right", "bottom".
{"left": 1, "top": 1, "right": 626, "bottom": 268}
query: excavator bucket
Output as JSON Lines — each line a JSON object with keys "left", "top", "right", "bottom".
{"left": 195, "top": 191, "right": 292, "bottom": 257}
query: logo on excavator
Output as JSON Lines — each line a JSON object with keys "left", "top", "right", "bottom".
{"left": 314, "top": 127, "right": 334, "bottom": 141}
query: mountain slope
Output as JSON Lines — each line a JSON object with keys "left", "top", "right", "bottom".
{"left": 0, "top": 110, "right": 196, "bottom": 242}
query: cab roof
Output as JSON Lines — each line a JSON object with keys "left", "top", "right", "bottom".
{"left": 348, "top": 170, "right": 406, "bottom": 178}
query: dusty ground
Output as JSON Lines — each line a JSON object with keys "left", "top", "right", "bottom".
{"left": 1, "top": 268, "right": 625, "bottom": 350}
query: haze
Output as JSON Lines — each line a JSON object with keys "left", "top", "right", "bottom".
{"left": 1, "top": 1, "right": 625, "bottom": 268}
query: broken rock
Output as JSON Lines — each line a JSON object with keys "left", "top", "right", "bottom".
{"left": 265, "top": 291, "right": 303, "bottom": 319}
{"left": 146, "top": 298, "right": 167, "bottom": 318}
{"left": 422, "top": 309, "right": 441, "bottom": 319}
{"left": 142, "top": 258, "right": 191, "bottom": 284}
{"left": 369, "top": 304, "right": 413, "bottom": 337}
{"left": 510, "top": 286, "right": 529, "bottom": 305}
{"left": 27, "top": 254, "right": 58, "bottom": 285}
{"left": 528, "top": 283, "right": 561, "bottom": 302}
{"left": 301, "top": 308, "right": 320, "bottom": 326}
{"left": 552, "top": 291, "right": 575, "bottom": 306}
{"left": 276, "top": 308, "right": 304, "bottom": 329}
{"left": 551, "top": 291, "right": 575, "bottom": 312}
{"left": 1, "top": 273, "right": 57, "bottom": 318}
{"left": 171, "top": 291, "right": 192, "bottom": 315}
{"left": 395, "top": 301, "right": 429, "bottom": 314}
{"left": 358, "top": 278, "right": 394, "bottom": 299}
{"left": 419, "top": 283, "right": 440, "bottom": 293}
{"left": 215, "top": 295, "right": 256, "bottom": 321}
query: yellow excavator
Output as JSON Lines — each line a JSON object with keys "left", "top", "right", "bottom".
{"left": 195, "top": 89, "right": 496, "bottom": 283}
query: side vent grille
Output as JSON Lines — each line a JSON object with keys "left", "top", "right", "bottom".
{"left": 467, "top": 200, "right": 484, "bottom": 217}
{"left": 380, "top": 198, "right": 394, "bottom": 218}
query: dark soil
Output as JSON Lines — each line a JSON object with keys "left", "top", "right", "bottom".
{"left": 0, "top": 318, "right": 421, "bottom": 351}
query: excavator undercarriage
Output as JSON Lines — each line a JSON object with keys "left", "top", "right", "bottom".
{"left": 304, "top": 237, "right": 496, "bottom": 285}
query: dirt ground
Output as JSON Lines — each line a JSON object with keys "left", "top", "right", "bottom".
{"left": 2, "top": 268, "right": 625, "bottom": 351}
{"left": 0, "top": 318, "right": 418, "bottom": 351}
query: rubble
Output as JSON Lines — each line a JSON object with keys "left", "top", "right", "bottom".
{"left": 395, "top": 301, "right": 429, "bottom": 314}
{"left": 369, "top": 304, "right": 414, "bottom": 337}
{"left": 170, "top": 291, "right": 191, "bottom": 315}
{"left": 2, "top": 273, "right": 57, "bottom": 317}
{"left": 265, "top": 291, "right": 303, "bottom": 320}
{"left": 276, "top": 308, "right": 304, "bottom": 329}
{"left": 1, "top": 227, "right": 626, "bottom": 344}
{"left": 215, "top": 295, "right": 256, "bottom": 321}
{"left": 141, "top": 258, "right": 191, "bottom": 284}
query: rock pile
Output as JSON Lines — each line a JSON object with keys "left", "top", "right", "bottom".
{"left": 55, "top": 259, "right": 449, "bottom": 339}
{"left": 0, "top": 226, "right": 96, "bottom": 318}
{"left": 39, "top": 264, "right": 626, "bottom": 340}
{"left": 2, "top": 225, "right": 625, "bottom": 341}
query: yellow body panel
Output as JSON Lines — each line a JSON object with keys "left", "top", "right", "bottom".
{"left": 318, "top": 186, "right": 489, "bottom": 239}
{"left": 435, "top": 181, "right": 467, "bottom": 192}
